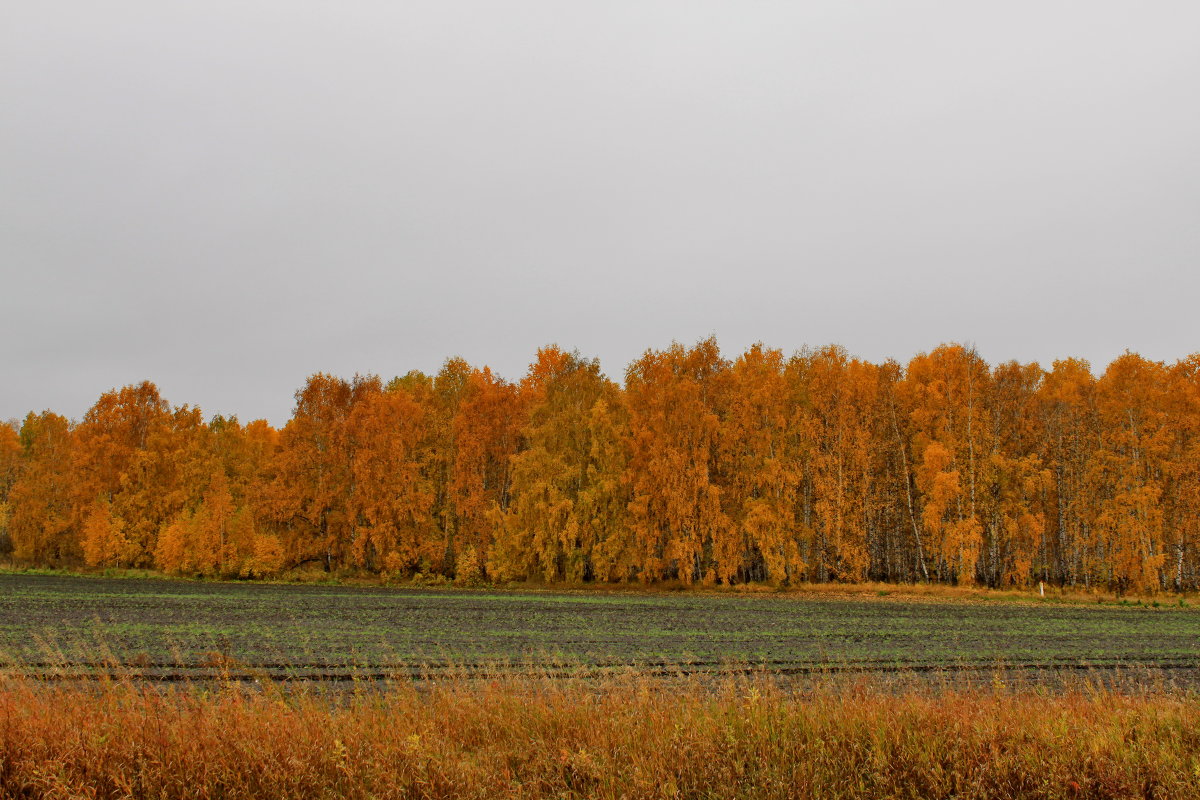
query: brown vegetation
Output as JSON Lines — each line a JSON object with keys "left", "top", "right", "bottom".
{"left": 1, "top": 672, "right": 1197, "bottom": 799}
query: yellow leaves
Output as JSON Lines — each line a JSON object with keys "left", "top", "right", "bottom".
{"left": 916, "top": 444, "right": 962, "bottom": 551}
{"left": 625, "top": 340, "right": 728, "bottom": 584}
{"left": 82, "top": 500, "right": 131, "bottom": 568}
{"left": 346, "top": 385, "right": 434, "bottom": 573}
{"left": 154, "top": 513, "right": 189, "bottom": 574}
{"left": 6, "top": 343, "right": 1200, "bottom": 591}
{"left": 7, "top": 412, "right": 76, "bottom": 564}
{"left": 73, "top": 383, "right": 175, "bottom": 565}
{"left": 742, "top": 499, "right": 803, "bottom": 583}
{"left": 454, "top": 546, "right": 483, "bottom": 585}
{"left": 154, "top": 471, "right": 267, "bottom": 578}
{"left": 246, "top": 532, "right": 285, "bottom": 578}
{"left": 445, "top": 366, "right": 524, "bottom": 566}
{"left": 789, "top": 347, "right": 882, "bottom": 583}
{"left": 1095, "top": 484, "right": 1166, "bottom": 591}
{"left": 0, "top": 423, "right": 19, "bottom": 489}
{"left": 918, "top": 441, "right": 954, "bottom": 477}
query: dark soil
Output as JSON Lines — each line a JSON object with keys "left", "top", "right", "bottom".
{"left": 2, "top": 574, "right": 1196, "bottom": 687}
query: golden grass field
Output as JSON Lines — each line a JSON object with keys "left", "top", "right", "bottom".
{"left": 2, "top": 670, "right": 1198, "bottom": 800}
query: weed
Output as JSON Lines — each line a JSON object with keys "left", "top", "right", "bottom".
{"left": 0, "top": 673, "right": 1197, "bottom": 799}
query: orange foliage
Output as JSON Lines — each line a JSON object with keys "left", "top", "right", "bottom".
{"left": 346, "top": 382, "right": 435, "bottom": 574}
{"left": 7, "top": 412, "right": 77, "bottom": 564}
{"left": 625, "top": 338, "right": 728, "bottom": 584}
{"left": 6, "top": 341, "right": 1200, "bottom": 591}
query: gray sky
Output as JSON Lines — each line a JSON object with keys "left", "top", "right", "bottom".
{"left": 3, "top": 1, "right": 1199, "bottom": 426}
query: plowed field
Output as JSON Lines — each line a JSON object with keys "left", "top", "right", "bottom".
{"left": 2, "top": 574, "right": 1197, "bottom": 685}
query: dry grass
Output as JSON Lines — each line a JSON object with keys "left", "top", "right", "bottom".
{"left": 1, "top": 671, "right": 1198, "bottom": 799}
{"left": 768, "top": 580, "right": 1164, "bottom": 606}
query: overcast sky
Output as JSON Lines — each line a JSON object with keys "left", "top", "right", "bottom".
{"left": 3, "top": 2, "right": 1198, "bottom": 426}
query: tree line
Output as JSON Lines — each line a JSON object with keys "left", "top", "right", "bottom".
{"left": 2, "top": 340, "right": 1198, "bottom": 591}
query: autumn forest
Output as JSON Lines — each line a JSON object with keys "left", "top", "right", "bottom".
{"left": 2, "top": 340, "right": 1198, "bottom": 592}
